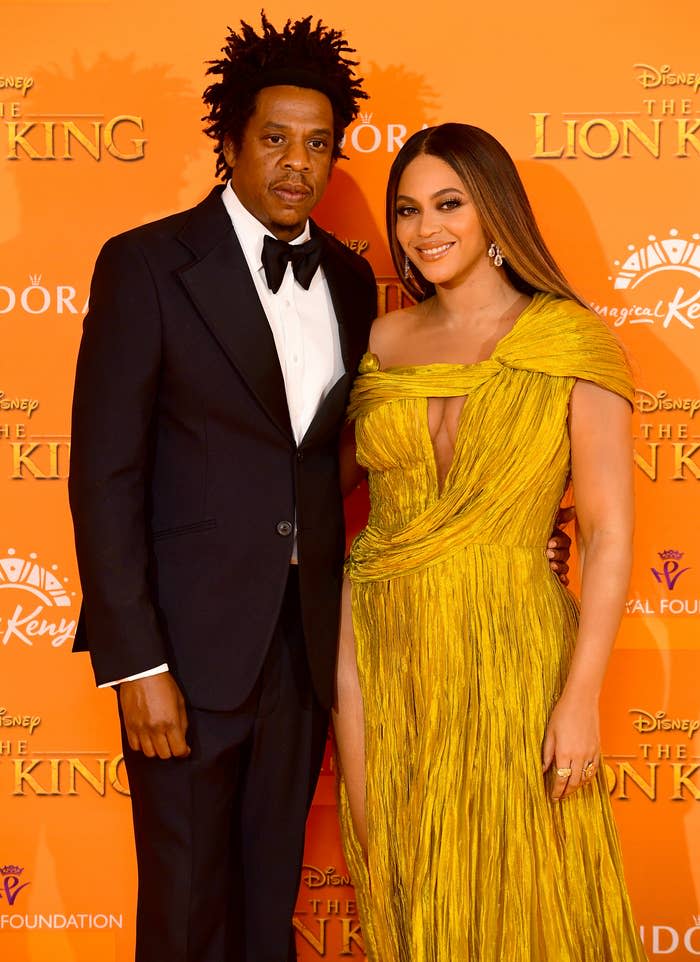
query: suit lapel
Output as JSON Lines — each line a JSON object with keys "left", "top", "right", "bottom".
{"left": 301, "top": 227, "right": 364, "bottom": 446}
{"left": 316, "top": 226, "right": 355, "bottom": 373}
{"left": 177, "top": 189, "right": 293, "bottom": 440}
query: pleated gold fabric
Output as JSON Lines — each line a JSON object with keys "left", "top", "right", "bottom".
{"left": 339, "top": 293, "right": 647, "bottom": 961}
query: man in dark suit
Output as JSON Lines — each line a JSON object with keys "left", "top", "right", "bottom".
{"left": 69, "top": 15, "right": 375, "bottom": 962}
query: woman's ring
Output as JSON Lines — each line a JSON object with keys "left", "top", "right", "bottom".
{"left": 555, "top": 766, "right": 572, "bottom": 778}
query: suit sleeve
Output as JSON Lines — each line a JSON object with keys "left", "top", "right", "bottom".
{"left": 69, "top": 233, "right": 168, "bottom": 685}
{"left": 358, "top": 253, "right": 378, "bottom": 348}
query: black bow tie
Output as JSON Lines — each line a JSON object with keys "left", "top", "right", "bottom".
{"left": 261, "top": 234, "right": 323, "bottom": 294}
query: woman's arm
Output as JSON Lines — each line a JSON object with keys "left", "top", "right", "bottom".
{"left": 543, "top": 378, "right": 634, "bottom": 800}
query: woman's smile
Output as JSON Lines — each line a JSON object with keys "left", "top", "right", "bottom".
{"left": 415, "top": 240, "right": 456, "bottom": 261}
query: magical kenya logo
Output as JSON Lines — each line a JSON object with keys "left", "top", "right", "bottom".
{"left": 593, "top": 228, "right": 700, "bottom": 331}
{"left": 0, "top": 549, "right": 77, "bottom": 649}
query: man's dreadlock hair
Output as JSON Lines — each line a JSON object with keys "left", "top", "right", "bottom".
{"left": 202, "top": 12, "right": 368, "bottom": 179}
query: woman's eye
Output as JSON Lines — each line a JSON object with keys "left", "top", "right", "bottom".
{"left": 441, "top": 198, "right": 462, "bottom": 210}
{"left": 397, "top": 206, "right": 417, "bottom": 217}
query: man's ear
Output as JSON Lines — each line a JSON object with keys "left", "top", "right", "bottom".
{"left": 222, "top": 135, "right": 236, "bottom": 170}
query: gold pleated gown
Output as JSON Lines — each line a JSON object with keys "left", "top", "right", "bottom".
{"left": 340, "top": 294, "right": 647, "bottom": 962}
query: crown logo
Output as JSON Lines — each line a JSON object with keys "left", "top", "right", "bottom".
{"left": 0, "top": 548, "right": 73, "bottom": 607}
{"left": 0, "top": 865, "right": 23, "bottom": 876}
{"left": 28, "top": 274, "right": 42, "bottom": 287}
{"left": 358, "top": 112, "right": 374, "bottom": 125}
{"left": 611, "top": 229, "right": 700, "bottom": 290}
{"left": 658, "top": 549, "right": 684, "bottom": 561}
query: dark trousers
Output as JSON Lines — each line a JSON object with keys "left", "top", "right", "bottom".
{"left": 120, "top": 569, "right": 329, "bottom": 962}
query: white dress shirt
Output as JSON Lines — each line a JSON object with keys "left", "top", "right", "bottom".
{"left": 101, "top": 182, "right": 344, "bottom": 687}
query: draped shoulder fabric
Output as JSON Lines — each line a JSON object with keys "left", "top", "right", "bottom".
{"left": 339, "top": 293, "right": 646, "bottom": 962}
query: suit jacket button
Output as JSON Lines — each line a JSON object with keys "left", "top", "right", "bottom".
{"left": 276, "top": 521, "right": 293, "bottom": 537}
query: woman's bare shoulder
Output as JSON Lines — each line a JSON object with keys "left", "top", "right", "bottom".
{"left": 368, "top": 303, "right": 426, "bottom": 362}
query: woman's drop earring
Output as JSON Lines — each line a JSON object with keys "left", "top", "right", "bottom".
{"left": 404, "top": 255, "right": 412, "bottom": 279}
{"left": 488, "top": 242, "right": 504, "bottom": 268}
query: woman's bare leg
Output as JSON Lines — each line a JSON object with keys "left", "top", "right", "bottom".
{"left": 332, "top": 576, "right": 368, "bottom": 853}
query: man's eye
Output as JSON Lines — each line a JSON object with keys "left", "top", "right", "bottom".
{"left": 266, "top": 135, "right": 284, "bottom": 145}
{"left": 309, "top": 139, "right": 328, "bottom": 150}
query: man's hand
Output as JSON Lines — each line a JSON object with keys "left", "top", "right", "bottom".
{"left": 547, "top": 505, "right": 575, "bottom": 586}
{"left": 119, "top": 673, "right": 190, "bottom": 759}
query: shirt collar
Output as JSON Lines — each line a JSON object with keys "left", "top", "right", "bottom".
{"left": 221, "top": 182, "right": 312, "bottom": 278}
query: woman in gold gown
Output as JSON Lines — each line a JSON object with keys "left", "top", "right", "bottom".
{"left": 333, "top": 124, "right": 647, "bottom": 961}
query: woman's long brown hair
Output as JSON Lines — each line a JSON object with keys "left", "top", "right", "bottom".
{"left": 386, "top": 123, "right": 586, "bottom": 307}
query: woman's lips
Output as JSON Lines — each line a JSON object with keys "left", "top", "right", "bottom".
{"left": 415, "top": 241, "right": 455, "bottom": 262}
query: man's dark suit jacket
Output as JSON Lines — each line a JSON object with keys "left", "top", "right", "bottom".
{"left": 69, "top": 185, "right": 376, "bottom": 712}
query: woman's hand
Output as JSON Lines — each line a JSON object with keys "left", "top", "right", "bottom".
{"left": 542, "top": 689, "right": 600, "bottom": 801}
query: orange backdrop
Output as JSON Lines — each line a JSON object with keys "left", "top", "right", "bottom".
{"left": 1, "top": 1, "right": 699, "bottom": 959}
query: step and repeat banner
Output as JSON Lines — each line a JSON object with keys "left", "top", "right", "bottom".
{"left": 1, "top": 1, "right": 699, "bottom": 959}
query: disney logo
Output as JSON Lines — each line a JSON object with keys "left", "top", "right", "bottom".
{"left": 635, "top": 63, "right": 700, "bottom": 94}
{"left": 635, "top": 389, "right": 700, "bottom": 419}
{"left": 0, "top": 76, "right": 33, "bottom": 97}
{"left": 630, "top": 708, "right": 700, "bottom": 739}
{"left": 301, "top": 865, "right": 351, "bottom": 889}
{"left": 0, "top": 391, "right": 39, "bottom": 418}
{"left": 0, "top": 707, "right": 41, "bottom": 734}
